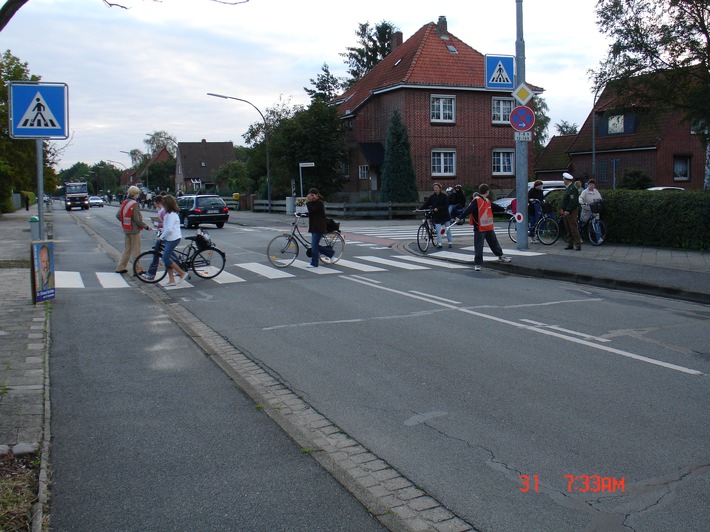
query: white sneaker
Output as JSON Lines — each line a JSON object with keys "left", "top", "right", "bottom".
{"left": 498, "top": 255, "right": 511, "bottom": 263}
{"left": 176, "top": 274, "right": 185, "bottom": 285}
{"left": 307, "top": 264, "right": 318, "bottom": 268}
{"left": 474, "top": 265, "right": 481, "bottom": 271}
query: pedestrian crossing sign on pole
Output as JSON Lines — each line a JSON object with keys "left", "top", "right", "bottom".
{"left": 9, "top": 82, "right": 69, "bottom": 139}
{"left": 485, "top": 55, "right": 515, "bottom": 90}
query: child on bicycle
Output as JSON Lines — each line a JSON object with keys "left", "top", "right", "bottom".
{"left": 159, "top": 195, "right": 188, "bottom": 286}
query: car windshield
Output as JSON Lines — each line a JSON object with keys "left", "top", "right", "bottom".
{"left": 197, "top": 197, "right": 225, "bottom": 208}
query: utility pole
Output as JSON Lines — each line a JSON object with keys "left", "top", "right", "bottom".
{"left": 514, "top": 0, "right": 529, "bottom": 250}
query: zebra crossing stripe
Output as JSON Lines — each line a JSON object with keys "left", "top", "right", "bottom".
{"left": 55, "top": 271, "right": 85, "bottom": 288}
{"left": 392, "top": 255, "right": 469, "bottom": 269}
{"left": 292, "top": 261, "right": 342, "bottom": 274}
{"left": 211, "top": 271, "right": 246, "bottom": 284}
{"left": 235, "top": 262, "right": 295, "bottom": 279}
{"left": 332, "top": 259, "right": 387, "bottom": 272}
{"left": 96, "top": 272, "right": 130, "bottom": 288}
{"left": 355, "top": 256, "right": 429, "bottom": 270}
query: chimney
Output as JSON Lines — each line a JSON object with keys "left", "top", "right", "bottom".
{"left": 437, "top": 16, "right": 447, "bottom": 35}
{"left": 392, "top": 31, "right": 403, "bottom": 51}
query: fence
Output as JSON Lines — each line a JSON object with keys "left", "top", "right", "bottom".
{"left": 251, "top": 199, "right": 421, "bottom": 219}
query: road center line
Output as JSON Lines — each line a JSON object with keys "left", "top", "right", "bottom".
{"left": 344, "top": 277, "right": 703, "bottom": 376}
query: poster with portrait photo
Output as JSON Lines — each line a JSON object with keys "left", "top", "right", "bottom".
{"left": 32, "top": 240, "right": 55, "bottom": 304}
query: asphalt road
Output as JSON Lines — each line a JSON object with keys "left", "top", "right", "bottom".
{"left": 58, "top": 206, "right": 710, "bottom": 531}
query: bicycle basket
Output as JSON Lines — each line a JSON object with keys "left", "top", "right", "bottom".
{"left": 590, "top": 200, "right": 604, "bottom": 214}
{"left": 326, "top": 218, "right": 340, "bottom": 232}
{"left": 195, "top": 231, "right": 212, "bottom": 250}
{"left": 541, "top": 200, "right": 554, "bottom": 214}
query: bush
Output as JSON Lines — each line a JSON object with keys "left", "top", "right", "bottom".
{"left": 547, "top": 189, "right": 710, "bottom": 250}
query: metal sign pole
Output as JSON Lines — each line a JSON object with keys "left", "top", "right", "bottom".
{"left": 514, "top": 0, "right": 529, "bottom": 250}
{"left": 36, "top": 139, "right": 44, "bottom": 240}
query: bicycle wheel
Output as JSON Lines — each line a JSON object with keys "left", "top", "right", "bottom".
{"left": 191, "top": 248, "right": 226, "bottom": 278}
{"left": 588, "top": 218, "right": 606, "bottom": 246}
{"left": 507, "top": 217, "right": 517, "bottom": 243}
{"left": 319, "top": 232, "right": 345, "bottom": 264}
{"left": 537, "top": 217, "right": 560, "bottom": 245}
{"left": 267, "top": 234, "right": 298, "bottom": 267}
{"left": 133, "top": 250, "right": 168, "bottom": 283}
{"left": 417, "top": 223, "right": 431, "bottom": 252}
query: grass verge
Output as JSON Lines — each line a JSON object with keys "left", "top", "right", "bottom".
{"left": 0, "top": 453, "right": 39, "bottom": 530}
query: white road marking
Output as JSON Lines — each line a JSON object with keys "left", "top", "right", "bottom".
{"left": 520, "top": 318, "right": 611, "bottom": 343}
{"left": 55, "top": 271, "right": 84, "bottom": 288}
{"left": 356, "top": 256, "right": 429, "bottom": 270}
{"left": 211, "top": 271, "right": 246, "bottom": 284}
{"left": 344, "top": 276, "right": 703, "bottom": 376}
{"left": 393, "top": 255, "right": 469, "bottom": 269}
{"left": 235, "top": 262, "right": 295, "bottom": 279}
{"left": 331, "top": 259, "right": 387, "bottom": 272}
{"left": 408, "top": 291, "right": 462, "bottom": 305}
{"left": 292, "top": 260, "right": 342, "bottom": 274}
{"left": 96, "top": 272, "right": 130, "bottom": 288}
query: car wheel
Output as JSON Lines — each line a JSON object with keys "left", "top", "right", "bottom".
{"left": 181, "top": 216, "right": 191, "bottom": 229}
{"left": 215, "top": 222, "right": 224, "bottom": 228}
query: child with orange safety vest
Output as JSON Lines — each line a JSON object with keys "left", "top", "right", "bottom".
{"left": 457, "top": 184, "right": 511, "bottom": 271}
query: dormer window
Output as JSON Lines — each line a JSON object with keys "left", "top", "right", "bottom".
{"left": 447, "top": 45, "right": 458, "bottom": 54}
{"left": 200, "top": 162, "right": 206, "bottom": 167}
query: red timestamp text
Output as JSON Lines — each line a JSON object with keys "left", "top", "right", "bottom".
{"left": 520, "top": 474, "right": 625, "bottom": 493}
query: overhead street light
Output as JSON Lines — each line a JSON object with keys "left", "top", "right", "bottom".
{"left": 207, "top": 92, "right": 272, "bottom": 212}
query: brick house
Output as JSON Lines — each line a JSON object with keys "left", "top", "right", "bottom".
{"left": 332, "top": 16, "right": 534, "bottom": 200}
{"left": 175, "top": 139, "right": 235, "bottom": 193}
{"left": 551, "top": 84, "right": 706, "bottom": 189}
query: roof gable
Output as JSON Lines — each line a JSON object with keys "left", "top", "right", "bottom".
{"left": 177, "top": 140, "right": 235, "bottom": 179}
{"left": 535, "top": 135, "right": 575, "bottom": 171}
{"left": 335, "top": 20, "right": 486, "bottom": 115}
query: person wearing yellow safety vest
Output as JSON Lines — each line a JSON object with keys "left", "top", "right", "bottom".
{"left": 457, "top": 184, "right": 511, "bottom": 272}
{"left": 115, "top": 185, "right": 152, "bottom": 274}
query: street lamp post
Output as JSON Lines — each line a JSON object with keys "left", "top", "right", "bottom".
{"left": 207, "top": 92, "right": 271, "bottom": 212}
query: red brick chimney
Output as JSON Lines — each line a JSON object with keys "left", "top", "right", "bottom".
{"left": 437, "top": 16, "right": 448, "bottom": 35}
{"left": 392, "top": 31, "right": 403, "bottom": 51}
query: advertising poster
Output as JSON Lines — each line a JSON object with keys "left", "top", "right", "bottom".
{"left": 32, "top": 240, "right": 55, "bottom": 303}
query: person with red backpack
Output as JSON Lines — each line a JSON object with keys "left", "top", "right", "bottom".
{"left": 115, "top": 186, "right": 152, "bottom": 274}
{"left": 457, "top": 184, "right": 511, "bottom": 271}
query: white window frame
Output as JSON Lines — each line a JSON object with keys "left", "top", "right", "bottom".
{"left": 358, "top": 165, "right": 369, "bottom": 180}
{"left": 431, "top": 149, "right": 456, "bottom": 176}
{"left": 492, "top": 149, "right": 515, "bottom": 175}
{"left": 431, "top": 95, "right": 456, "bottom": 123}
{"left": 673, "top": 156, "right": 690, "bottom": 182}
{"left": 492, "top": 97, "right": 514, "bottom": 123}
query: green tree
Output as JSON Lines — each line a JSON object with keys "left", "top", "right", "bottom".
{"left": 340, "top": 21, "right": 398, "bottom": 87}
{"left": 593, "top": 0, "right": 710, "bottom": 188}
{"left": 212, "top": 159, "right": 253, "bottom": 193}
{"left": 0, "top": 49, "right": 41, "bottom": 212}
{"left": 304, "top": 63, "right": 344, "bottom": 103}
{"left": 141, "top": 159, "right": 176, "bottom": 192}
{"left": 531, "top": 96, "right": 551, "bottom": 159}
{"left": 555, "top": 120, "right": 578, "bottom": 136}
{"left": 379, "top": 110, "right": 418, "bottom": 202}
{"left": 145, "top": 130, "right": 177, "bottom": 157}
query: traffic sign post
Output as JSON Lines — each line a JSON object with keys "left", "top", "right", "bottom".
{"left": 9, "top": 82, "right": 69, "bottom": 240}
{"left": 510, "top": 105, "right": 535, "bottom": 132}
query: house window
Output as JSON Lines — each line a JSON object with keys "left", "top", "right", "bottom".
{"left": 492, "top": 149, "right": 514, "bottom": 175}
{"left": 431, "top": 149, "right": 456, "bottom": 176}
{"left": 673, "top": 156, "right": 690, "bottom": 181}
{"left": 431, "top": 95, "right": 455, "bottom": 123}
{"left": 492, "top": 98, "right": 514, "bottom": 123}
{"left": 359, "top": 165, "right": 369, "bottom": 180}
{"left": 596, "top": 160, "right": 608, "bottom": 183}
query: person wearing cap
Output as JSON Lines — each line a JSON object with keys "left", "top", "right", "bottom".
{"left": 456, "top": 184, "right": 511, "bottom": 271}
{"left": 420, "top": 183, "right": 453, "bottom": 248}
{"left": 560, "top": 172, "right": 582, "bottom": 250}
{"left": 115, "top": 185, "right": 152, "bottom": 273}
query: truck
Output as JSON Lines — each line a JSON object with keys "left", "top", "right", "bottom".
{"left": 64, "top": 182, "right": 89, "bottom": 211}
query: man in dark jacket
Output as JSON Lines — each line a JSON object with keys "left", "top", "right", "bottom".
{"left": 305, "top": 188, "right": 334, "bottom": 268}
{"left": 560, "top": 172, "right": 582, "bottom": 250}
{"left": 421, "top": 183, "right": 453, "bottom": 248}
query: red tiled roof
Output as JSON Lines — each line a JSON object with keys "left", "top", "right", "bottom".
{"left": 334, "top": 22, "right": 487, "bottom": 115}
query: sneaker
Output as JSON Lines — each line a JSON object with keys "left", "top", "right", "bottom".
{"left": 474, "top": 265, "right": 481, "bottom": 271}
{"left": 166, "top": 281, "right": 176, "bottom": 287}
{"left": 307, "top": 264, "right": 318, "bottom": 268}
{"left": 497, "top": 255, "right": 511, "bottom": 263}
{"left": 437, "top": 244, "right": 443, "bottom": 249}
{"left": 144, "top": 274, "right": 155, "bottom": 281}
{"left": 176, "top": 274, "right": 186, "bottom": 285}
{"left": 448, "top": 243, "right": 453, "bottom": 248}
{"left": 115, "top": 269, "right": 128, "bottom": 274}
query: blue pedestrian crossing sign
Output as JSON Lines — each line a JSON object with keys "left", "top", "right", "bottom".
{"left": 9, "top": 82, "right": 69, "bottom": 139}
{"left": 485, "top": 55, "right": 515, "bottom": 90}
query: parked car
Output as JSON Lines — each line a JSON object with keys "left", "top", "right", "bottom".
{"left": 492, "top": 181, "right": 566, "bottom": 215}
{"left": 88, "top": 195, "right": 105, "bottom": 207}
{"left": 646, "top": 186, "right": 685, "bottom": 191}
{"left": 177, "top": 194, "right": 229, "bottom": 228}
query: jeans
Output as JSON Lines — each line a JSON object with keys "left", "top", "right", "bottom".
{"left": 529, "top": 202, "right": 542, "bottom": 234}
{"left": 148, "top": 238, "right": 162, "bottom": 276}
{"left": 434, "top": 220, "right": 452, "bottom": 246}
{"left": 473, "top": 228, "right": 503, "bottom": 266}
{"left": 162, "top": 238, "right": 181, "bottom": 267}
{"left": 310, "top": 232, "right": 334, "bottom": 266}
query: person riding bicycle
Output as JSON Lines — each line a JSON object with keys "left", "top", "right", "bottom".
{"left": 528, "top": 180, "right": 545, "bottom": 240}
{"left": 159, "top": 195, "right": 188, "bottom": 286}
{"left": 421, "top": 183, "right": 453, "bottom": 248}
{"left": 305, "top": 188, "right": 334, "bottom": 268}
{"left": 448, "top": 184, "right": 466, "bottom": 222}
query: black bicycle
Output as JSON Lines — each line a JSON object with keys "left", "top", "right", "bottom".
{"left": 508, "top": 200, "right": 560, "bottom": 245}
{"left": 559, "top": 200, "right": 607, "bottom": 246}
{"left": 266, "top": 213, "right": 345, "bottom": 268}
{"left": 414, "top": 209, "right": 438, "bottom": 252}
{"left": 133, "top": 228, "right": 226, "bottom": 283}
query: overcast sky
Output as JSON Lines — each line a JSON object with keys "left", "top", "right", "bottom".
{"left": 3, "top": 0, "right": 610, "bottom": 171}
